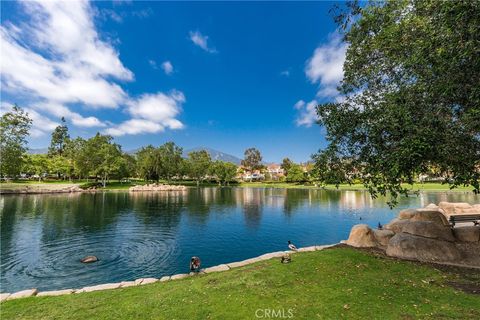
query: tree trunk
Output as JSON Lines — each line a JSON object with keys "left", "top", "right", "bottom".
{"left": 102, "top": 173, "right": 107, "bottom": 188}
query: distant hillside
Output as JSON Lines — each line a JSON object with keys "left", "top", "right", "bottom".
{"left": 28, "top": 148, "right": 48, "bottom": 154}
{"left": 28, "top": 146, "right": 242, "bottom": 164}
{"left": 183, "top": 147, "right": 242, "bottom": 165}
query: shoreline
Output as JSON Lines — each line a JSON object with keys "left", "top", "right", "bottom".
{"left": 3, "top": 241, "right": 479, "bottom": 302}
{"left": 0, "top": 244, "right": 337, "bottom": 301}
{"left": 0, "top": 183, "right": 477, "bottom": 195}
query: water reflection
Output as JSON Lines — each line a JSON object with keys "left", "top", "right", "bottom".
{"left": 0, "top": 188, "right": 478, "bottom": 293}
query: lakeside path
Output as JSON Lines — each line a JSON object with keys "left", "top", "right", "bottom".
{"left": 2, "top": 247, "right": 479, "bottom": 319}
{"left": 0, "top": 182, "right": 477, "bottom": 194}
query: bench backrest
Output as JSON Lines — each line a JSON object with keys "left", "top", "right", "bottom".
{"left": 449, "top": 214, "right": 480, "bottom": 222}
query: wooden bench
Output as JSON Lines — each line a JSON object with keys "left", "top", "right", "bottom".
{"left": 449, "top": 214, "right": 480, "bottom": 227}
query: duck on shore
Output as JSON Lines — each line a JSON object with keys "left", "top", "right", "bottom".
{"left": 190, "top": 256, "right": 201, "bottom": 272}
{"left": 287, "top": 240, "right": 298, "bottom": 251}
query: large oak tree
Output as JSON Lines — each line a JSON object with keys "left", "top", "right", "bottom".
{"left": 314, "top": 0, "right": 480, "bottom": 205}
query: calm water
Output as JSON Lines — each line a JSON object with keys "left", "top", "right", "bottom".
{"left": 1, "top": 187, "right": 478, "bottom": 293}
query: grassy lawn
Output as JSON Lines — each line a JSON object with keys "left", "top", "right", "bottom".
{"left": 1, "top": 180, "right": 475, "bottom": 193}
{"left": 0, "top": 182, "right": 80, "bottom": 190}
{"left": 2, "top": 247, "right": 479, "bottom": 320}
{"left": 239, "top": 182, "right": 475, "bottom": 192}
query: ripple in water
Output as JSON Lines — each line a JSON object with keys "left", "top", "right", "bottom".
{"left": 1, "top": 215, "right": 179, "bottom": 291}
{"left": 1, "top": 189, "right": 478, "bottom": 292}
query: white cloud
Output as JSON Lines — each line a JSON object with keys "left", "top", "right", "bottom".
{"left": 1, "top": 0, "right": 184, "bottom": 137}
{"left": 305, "top": 33, "right": 346, "bottom": 91}
{"left": 296, "top": 32, "right": 347, "bottom": 127}
{"left": 0, "top": 0, "right": 131, "bottom": 122}
{"left": 0, "top": 1, "right": 129, "bottom": 126}
{"left": 99, "top": 9, "right": 123, "bottom": 23}
{"left": 148, "top": 59, "right": 158, "bottom": 69}
{"left": 0, "top": 102, "right": 59, "bottom": 138}
{"left": 34, "top": 102, "right": 106, "bottom": 128}
{"left": 295, "top": 100, "right": 318, "bottom": 127}
{"left": 104, "top": 119, "right": 164, "bottom": 136}
{"left": 161, "top": 61, "right": 174, "bottom": 75}
{"left": 105, "top": 90, "right": 185, "bottom": 136}
{"left": 131, "top": 8, "right": 153, "bottom": 19}
{"left": 26, "top": 108, "right": 60, "bottom": 138}
{"left": 280, "top": 70, "right": 290, "bottom": 77}
{"left": 189, "top": 30, "right": 217, "bottom": 53}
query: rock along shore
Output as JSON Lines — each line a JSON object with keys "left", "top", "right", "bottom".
{"left": 344, "top": 201, "right": 480, "bottom": 268}
{"left": 0, "top": 244, "right": 336, "bottom": 302}
{"left": 0, "top": 185, "right": 83, "bottom": 195}
{"left": 129, "top": 184, "right": 187, "bottom": 192}
{"left": 0, "top": 183, "right": 188, "bottom": 194}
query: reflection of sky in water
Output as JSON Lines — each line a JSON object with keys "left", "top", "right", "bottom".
{"left": 0, "top": 188, "right": 478, "bottom": 293}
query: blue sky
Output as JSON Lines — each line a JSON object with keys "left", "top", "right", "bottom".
{"left": 0, "top": 1, "right": 347, "bottom": 163}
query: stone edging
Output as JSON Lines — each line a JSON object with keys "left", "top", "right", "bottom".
{"left": 0, "top": 244, "right": 337, "bottom": 302}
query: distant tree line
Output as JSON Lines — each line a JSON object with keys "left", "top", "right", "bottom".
{"left": 0, "top": 105, "right": 316, "bottom": 186}
{"left": 0, "top": 106, "right": 239, "bottom": 186}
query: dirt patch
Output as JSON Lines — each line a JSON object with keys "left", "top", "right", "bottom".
{"left": 446, "top": 281, "right": 480, "bottom": 295}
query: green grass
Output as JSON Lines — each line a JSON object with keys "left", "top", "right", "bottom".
{"left": 2, "top": 247, "right": 479, "bottom": 320}
{"left": 1, "top": 180, "right": 475, "bottom": 193}
{"left": 239, "top": 182, "right": 475, "bottom": 192}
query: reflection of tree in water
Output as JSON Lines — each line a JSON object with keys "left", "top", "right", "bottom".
{"left": 0, "top": 193, "right": 132, "bottom": 266}
{"left": 183, "top": 187, "right": 238, "bottom": 225}
{"left": 338, "top": 191, "right": 375, "bottom": 211}
{"left": 129, "top": 191, "right": 184, "bottom": 229}
{"left": 281, "top": 189, "right": 378, "bottom": 216}
{"left": 214, "top": 187, "right": 237, "bottom": 208}
{"left": 69, "top": 192, "right": 128, "bottom": 230}
{"left": 183, "top": 188, "right": 212, "bottom": 225}
{"left": 238, "top": 188, "right": 264, "bottom": 229}
{"left": 283, "top": 189, "right": 308, "bottom": 216}
{"left": 0, "top": 196, "right": 21, "bottom": 260}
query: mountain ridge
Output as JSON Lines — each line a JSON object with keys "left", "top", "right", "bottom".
{"left": 28, "top": 146, "right": 242, "bottom": 165}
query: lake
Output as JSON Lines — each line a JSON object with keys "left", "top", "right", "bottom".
{"left": 1, "top": 187, "right": 478, "bottom": 293}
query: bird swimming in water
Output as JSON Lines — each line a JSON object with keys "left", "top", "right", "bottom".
{"left": 80, "top": 256, "right": 98, "bottom": 263}
{"left": 288, "top": 240, "right": 298, "bottom": 251}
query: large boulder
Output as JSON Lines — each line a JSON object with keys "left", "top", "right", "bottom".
{"left": 385, "top": 218, "right": 410, "bottom": 234}
{"left": 402, "top": 221, "right": 455, "bottom": 242}
{"left": 398, "top": 208, "right": 417, "bottom": 220}
{"left": 373, "top": 229, "right": 395, "bottom": 247}
{"left": 411, "top": 209, "right": 449, "bottom": 226}
{"left": 345, "top": 224, "right": 377, "bottom": 247}
{"left": 386, "top": 233, "right": 462, "bottom": 263}
{"left": 424, "top": 203, "right": 439, "bottom": 210}
{"left": 453, "top": 226, "right": 480, "bottom": 243}
{"left": 455, "top": 242, "right": 480, "bottom": 267}
{"left": 438, "top": 202, "right": 472, "bottom": 215}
